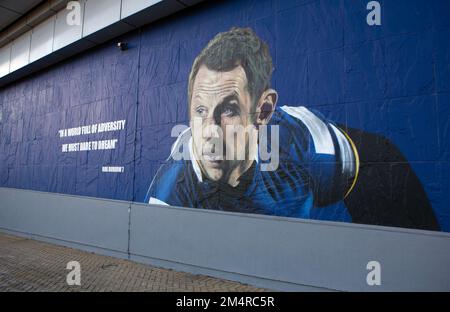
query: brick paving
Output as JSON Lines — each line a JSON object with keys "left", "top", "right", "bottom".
{"left": 0, "top": 232, "right": 268, "bottom": 292}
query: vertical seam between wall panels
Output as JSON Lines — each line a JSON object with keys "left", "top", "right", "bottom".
{"left": 8, "top": 42, "right": 12, "bottom": 74}
{"left": 51, "top": 15, "right": 56, "bottom": 54}
{"left": 127, "top": 203, "right": 131, "bottom": 259}
{"left": 27, "top": 30, "right": 32, "bottom": 65}
{"left": 132, "top": 28, "right": 142, "bottom": 203}
{"left": 128, "top": 27, "right": 143, "bottom": 258}
{"left": 81, "top": 0, "right": 86, "bottom": 39}
{"left": 119, "top": 0, "right": 123, "bottom": 22}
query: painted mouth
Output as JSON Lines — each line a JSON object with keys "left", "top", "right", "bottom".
{"left": 202, "top": 154, "right": 223, "bottom": 162}
{"left": 201, "top": 145, "right": 224, "bottom": 162}
{"left": 202, "top": 155, "right": 224, "bottom": 168}
{"left": 200, "top": 151, "right": 225, "bottom": 168}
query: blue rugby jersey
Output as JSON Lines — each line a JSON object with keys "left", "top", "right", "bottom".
{"left": 145, "top": 106, "right": 358, "bottom": 221}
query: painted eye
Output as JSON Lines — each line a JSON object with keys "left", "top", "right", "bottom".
{"left": 221, "top": 107, "right": 237, "bottom": 117}
{"left": 195, "top": 107, "right": 207, "bottom": 117}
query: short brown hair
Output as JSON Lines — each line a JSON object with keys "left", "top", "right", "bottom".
{"left": 188, "top": 27, "right": 274, "bottom": 108}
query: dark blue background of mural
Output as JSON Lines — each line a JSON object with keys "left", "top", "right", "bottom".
{"left": 0, "top": 0, "right": 449, "bottom": 231}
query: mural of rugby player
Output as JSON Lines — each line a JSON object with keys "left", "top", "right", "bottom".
{"left": 145, "top": 27, "right": 440, "bottom": 230}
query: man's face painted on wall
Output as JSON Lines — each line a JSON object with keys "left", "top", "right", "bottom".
{"left": 190, "top": 64, "right": 257, "bottom": 185}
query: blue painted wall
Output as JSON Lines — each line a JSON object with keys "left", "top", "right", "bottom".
{"left": 0, "top": 0, "right": 449, "bottom": 231}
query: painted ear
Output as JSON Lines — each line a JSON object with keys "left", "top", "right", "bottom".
{"left": 256, "top": 89, "right": 278, "bottom": 125}
{"left": 258, "top": 102, "right": 273, "bottom": 121}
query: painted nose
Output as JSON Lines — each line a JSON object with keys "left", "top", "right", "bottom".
{"left": 202, "top": 119, "right": 222, "bottom": 141}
